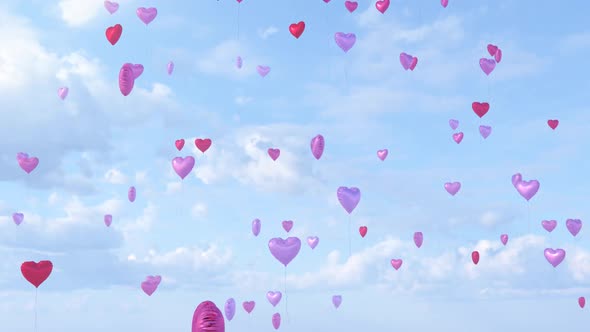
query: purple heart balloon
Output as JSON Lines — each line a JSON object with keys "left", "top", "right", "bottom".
{"left": 377, "top": 149, "right": 388, "bottom": 161}
{"left": 16, "top": 152, "right": 39, "bottom": 174}
{"left": 307, "top": 236, "right": 319, "bottom": 249}
{"left": 242, "top": 301, "right": 255, "bottom": 313}
{"left": 137, "top": 7, "right": 158, "bottom": 25}
{"left": 131, "top": 64, "right": 144, "bottom": 79}
{"left": 252, "top": 218, "right": 261, "bottom": 236}
{"left": 171, "top": 156, "right": 195, "bottom": 179}
{"left": 334, "top": 32, "right": 356, "bottom": 53}
{"left": 310, "top": 134, "right": 325, "bottom": 160}
{"left": 399, "top": 52, "right": 416, "bottom": 70}
{"left": 266, "top": 291, "right": 282, "bottom": 307}
{"left": 224, "top": 298, "right": 236, "bottom": 321}
{"left": 141, "top": 275, "right": 161, "bottom": 296}
{"left": 514, "top": 178, "right": 540, "bottom": 201}
{"left": 544, "top": 248, "right": 566, "bottom": 268}
{"left": 444, "top": 182, "right": 461, "bottom": 196}
{"left": 272, "top": 313, "right": 281, "bottom": 329}
{"left": 257, "top": 65, "right": 270, "bottom": 77}
{"left": 58, "top": 87, "right": 68, "bottom": 100}
{"left": 282, "top": 220, "right": 293, "bottom": 232}
{"left": 167, "top": 61, "right": 174, "bottom": 75}
{"left": 449, "top": 119, "right": 459, "bottom": 130}
{"left": 128, "top": 186, "right": 136, "bottom": 202}
{"left": 566, "top": 219, "right": 582, "bottom": 237}
{"left": 500, "top": 234, "right": 508, "bottom": 245}
{"left": 479, "top": 58, "right": 496, "bottom": 75}
{"left": 268, "top": 148, "right": 280, "bottom": 160}
{"left": 337, "top": 186, "right": 361, "bottom": 214}
{"left": 104, "top": 214, "right": 112, "bottom": 227}
{"left": 332, "top": 295, "right": 342, "bottom": 308}
{"left": 479, "top": 125, "right": 492, "bottom": 139}
{"left": 541, "top": 220, "right": 557, "bottom": 232}
{"left": 413, "top": 231, "right": 423, "bottom": 248}
{"left": 268, "top": 237, "right": 301, "bottom": 266}
{"left": 12, "top": 213, "right": 24, "bottom": 225}
{"left": 104, "top": 1, "right": 119, "bottom": 14}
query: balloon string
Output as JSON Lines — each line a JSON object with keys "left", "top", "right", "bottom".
{"left": 348, "top": 215, "right": 351, "bottom": 258}
{"left": 34, "top": 288, "right": 38, "bottom": 332}
{"left": 284, "top": 267, "right": 290, "bottom": 323}
{"left": 527, "top": 202, "right": 530, "bottom": 237}
{"left": 236, "top": 4, "right": 240, "bottom": 42}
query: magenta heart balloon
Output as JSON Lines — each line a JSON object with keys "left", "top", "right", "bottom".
{"left": 252, "top": 218, "right": 261, "bottom": 236}
{"left": 541, "top": 220, "right": 557, "bottom": 232}
{"left": 514, "top": 178, "right": 540, "bottom": 201}
{"left": 332, "top": 295, "right": 342, "bottom": 308}
{"left": 242, "top": 301, "right": 255, "bottom": 313}
{"left": 119, "top": 63, "right": 135, "bottom": 96}
{"left": 452, "top": 132, "right": 463, "bottom": 144}
{"left": 192, "top": 301, "right": 224, "bottom": 332}
{"left": 413, "top": 232, "right": 423, "bottom": 248}
{"left": 257, "top": 65, "right": 270, "bottom": 77}
{"left": 282, "top": 220, "right": 293, "bottom": 232}
{"left": 337, "top": 186, "right": 361, "bottom": 214}
{"left": 566, "top": 219, "right": 582, "bottom": 237}
{"left": 390, "top": 259, "right": 403, "bottom": 270}
{"left": 12, "top": 213, "right": 24, "bottom": 225}
{"left": 479, "top": 125, "right": 492, "bottom": 139}
{"left": 268, "top": 237, "right": 301, "bottom": 266}
{"left": 400, "top": 52, "right": 415, "bottom": 70}
{"left": 131, "top": 64, "right": 144, "bottom": 79}
{"left": 272, "top": 313, "right": 281, "bottom": 329}
{"left": 441, "top": 0, "right": 448, "bottom": 7}
{"left": 310, "top": 134, "right": 325, "bottom": 160}
{"left": 104, "top": 214, "right": 112, "bottom": 227}
{"left": 128, "top": 186, "right": 136, "bottom": 202}
{"left": 58, "top": 87, "right": 68, "bottom": 100}
{"left": 479, "top": 58, "right": 496, "bottom": 75}
{"left": 444, "top": 182, "right": 461, "bottom": 196}
{"left": 307, "top": 236, "right": 319, "bottom": 249}
{"left": 104, "top": 1, "right": 119, "bottom": 14}
{"left": 500, "top": 234, "right": 508, "bottom": 245}
{"left": 266, "top": 291, "right": 282, "bottom": 307}
{"left": 377, "top": 149, "right": 388, "bottom": 161}
{"left": 224, "top": 298, "right": 236, "bottom": 321}
{"left": 544, "top": 248, "right": 566, "bottom": 267}
{"left": 137, "top": 7, "right": 158, "bottom": 25}
{"left": 334, "top": 32, "right": 356, "bottom": 53}
{"left": 495, "top": 49, "right": 502, "bottom": 63}
{"left": 171, "top": 156, "right": 195, "bottom": 179}
{"left": 344, "top": 1, "right": 358, "bottom": 12}
{"left": 449, "top": 119, "right": 459, "bottom": 130}
{"left": 268, "top": 148, "right": 280, "bottom": 161}
{"left": 141, "top": 275, "right": 161, "bottom": 296}
{"left": 16, "top": 153, "right": 39, "bottom": 174}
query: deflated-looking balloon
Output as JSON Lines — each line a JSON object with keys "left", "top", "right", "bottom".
{"left": 192, "top": 301, "right": 225, "bottom": 332}
{"left": 119, "top": 63, "right": 135, "bottom": 96}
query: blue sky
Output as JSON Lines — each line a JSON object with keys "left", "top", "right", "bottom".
{"left": 0, "top": 0, "right": 589, "bottom": 330}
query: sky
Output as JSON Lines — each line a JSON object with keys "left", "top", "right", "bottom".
{"left": 0, "top": 0, "right": 589, "bottom": 331}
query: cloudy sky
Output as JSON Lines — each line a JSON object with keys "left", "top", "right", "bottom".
{"left": 1, "top": 0, "right": 589, "bottom": 331}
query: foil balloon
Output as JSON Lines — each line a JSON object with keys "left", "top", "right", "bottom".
{"left": 137, "top": 7, "right": 158, "bottom": 25}
{"left": 128, "top": 186, "right": 136, "bottom": 202}
{"left": 252, "top": 219, "right": 261, "bottom": 236}
{"left": 359, "top": 226, "right": 368, "bottom": 237}
{"left": 500, "top": 234, "right": 508, "bottom": 245}
{"left": 472, "top": 251, "right": 480, "bottom": 265}
{"left": 390, "top": 259, "right": 403, "bottom": 270}
{"left": 131, "top": 64, "right": 144, "bottom": 79}
{"left": 541, "top": 220, "right": 557, "bottom": 232}
{"left": 544, "top": 248, "right": 566, "bottom": 267}
{"left": 192, "top": 301, "right": 225, "bottom": 332}
{"left": 444, "top": 182, "right": 461, "bottom": 196}
{"left": 377, "top": 149, "right": 388, "bottom": 161}
{"left": 171, "top": 156, "right": 195, "bottom": 179}
{"left": 224, "top": 298, "right": 236, "bottom": 321}
{"left": 236, "top": 56, "right": 243, "bottom": 69}
{"left": 579, "top": 297, "right": 586, "bottom": 309}
{"left": 21, "top": 261, "right": 53, "bottom": 288}
{"left": 400, "top": 52, "right": 418, "bottom": 70}
{"left": 167, "top": 61, "right": 174, "bottom": 75}
{"left": 307, "top": 236, "right": 319, "bottom": 249}
{"left": 479, "top": 58, "right": 496, "bottom": 75}
{"left": 257, "top": 65, "right": 270, "bottom": 77}
{"left": 266, "top": 291, "right": 282, "bottom": 307}
{"left": 375, "top": 0, "right": 390, "bottom": 13}
{"left": 58, "top": 87, "right": 69, "bottom": 100}
{"left": 479, "top": 125, "right": 492, "bottom": 139}
{"left": 513, "top": 176, "right": 540, "bottom": 201}
{"left": 17, "top": 153, "right": 39, "bottom": 174}
{"left": 272, "top": 313, "right": 281, "bottom": 330}
{"left": 452, "top": 132, "right": 463, "bottom": 144}
{"left": 547, "top": 119, "right": 559, "bottom": 130}
{"left": 449, "top": 119, "right": 459, "bottom": 130}
{"left": 13, "top": 212, "right": 24, "bottom": 225}
{"left": 141, "top": 275, "right": 161, "bottom": 296}
{"left": 268, "top": 148, "right": 280, "bottom": 161}
{"left": 566, "top": 219, "right": 582, "bottom": 237}
{"left": 104, "top": 1, "right": 119, "bottom": 14}
{"left": 337, "top": 186, "right": 361, "bottom": 214}
{"left": 441, "top": 0, "right": 448, "bottom": 7}
{"left": 332, "top": 295, "right": 342, "bottom": 308}
{"left": 282, "top": 220, "right": 293, "bottom": 232}
{"left": 105, "top": 24, "right": 122, "bottom": 45}
{"left": 268, "top": 237, "right": 301, "bottom": 266}
{"left": 242, "top": 301, "right": 255, "bottom": 313}
{"left": 310, "top": 134, "right": 325, "bottom": 160}
{"left": 334, "top": 32, "right": 356, "bottom": 53}
{"left": 119, "top": 63, "right": 135, "bottom": 96}
{"left": 344, "top": 1, "right": 358, "bottom": 12}
{"left": 413, "top": 232, "right": 423, "bottom": 248}
{"left": 104, "top": 214, "right": 112, "bottom": 227}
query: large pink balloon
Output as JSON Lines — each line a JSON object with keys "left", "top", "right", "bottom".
{"left": 119, "top": 63, "right": 135, "bottom": 96}
{"left": 192, "top": 301, "right": 225, "bottom": 332}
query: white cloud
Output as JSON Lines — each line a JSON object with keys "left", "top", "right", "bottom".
{"left": 235, "top": 95, "right": 253, "bottom": 105}
{"left": 129, "top": 244, "right": 233, "bottom": 274}
{"left": 569, "top": 248, "right": 590, "bottom": 282}
{"left": 165, "top": 181, "right": 183, "bottom": 195}
{"left": 191, "top": 202, "right": 208, "bottom": 218}
{"left": 258, "top": 26, "right": 278, "bottom": 39}
{"left": 560, "top": 31, "right": 590, "bottom": 52}
{"left": 48, "top": 192, "right": 60, "bottom": 205}
{"left": 104, "top": 168, "right": 128, "bottom": 184}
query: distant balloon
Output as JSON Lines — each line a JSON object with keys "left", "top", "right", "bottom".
{"left": 282, "top": 220, "right": 293, "bottom": 232}
{"left": 266, "top": 291, "right": 282, "bottom": 307}
{"left": 400, "top": 52, "right": 418, "bottom": 71}
{"left": 334, "top": 32, "right": 356, "bottom": 53}
{"left": 547, "top": 119, "right": 559, "bottom": 130}
{"left": 377, "top": 149, "right": 388, "bottom": 161}
{"left": 167, "top": 61, "right": 174, "bottom": 75}
{"left": 252, "top": 219, "right": 261, "bottom": 236}
{"left": 472, "top": 102, "right": 490, "bottom": 118}
{"left": 137, "top": 7, "right": 158, "bottom": 25}
{"left": 104, "top": 1, "right": 119, "bottom": 14}
{"left": 390, "top": 259, "right": 403, "bottom": 270}
{"left": 104, "top": 214, "right": 112, "bottom": 227}
{"left": 359, "top": 226, "right": 368, "bottom": 238}
{"left": 332, "top": 295, "right": 342, "bottom": 308}
{"left": 257, "top": 65, "right": 270, "bottom": 77}
{"left": 12, "top": 212, "right": 24, "bottom": 226}
{"left": 337, "top": 186, "right": 361, "bottom": 214}
{"left": 375, "top": 0, "right": 390, "bottom": 13}
{"left": 441, "top": 0, "right": 448, "bottom": 8}
{"left": 541, "top": 220, "right": 557, "bottom": 232}
{"left": 566, "top": 219, "right": 582, "bottom": 237}
{"left": 236, "top": 56, "right": 243, "bottom": 69}
{"left": 479, "top": 125, "right": 492, "bottom": 139}
{"left": 224, "top": 298, "right": 236, "bottom": 321}
{"left": 192, "top": 301, "right": 225, "bottom": 332}
{"left": 171, "top": 156, "right": 195, "bottom": 179}
{"left": 579, "top": 297, "right": 586, "bottom": 309}
{"left": 307, "top": 236, "right": 319, "bottom": 249}
{"left": 452, "top": 132, "right": 464, "bottom": 144}
{"left": 272, "top": 313, "right": 281, "bottom": 330}
{"left": 513, "top": 175, "right": 540, "bottom": 201}
{"left": 413, "top": 232, "right": 423, "bottom": 248}
{"left": 175, "top": 139, "right": 185, "bottom": 151}
{"left": 58, "top": 87, "right": 69, "bottom": 100}
{"left": 444, "top": 182, "right": 461, "bottom": 196}
{"left": 268, "top": 148, "right": 280, "bottom": 161}
{"left": 544, "top": 248, "right": 566, "bottom": 267}
{"left": 487, "top": 44, "right": 499, "bottom": 57}
{"left": 495, "top": 49, "right": 502, "bottom": 63}
{"left": 242, "top": 301, "right": 255, "bottom": 313}
{"left": 128, "top": 186, "right": 136, "bottom": 202}
{"left": 268, "top": 237, "right": 301, "bottom": 267}
{"left": 288, "top": 21, "right": 305, "bottom": 39}
{"left": 17, "top": 152, "right": 39, "bottom": 174}
{"left": 105, "top": 24, "right": 122, "bottom": 45}
{"left": 344, "top": 1, "right": 358, "bottom": 12}
{"left": 471, "top": 251, "right": 480, "bottom": 265}
{"left": 141, "top": 275, "right": 161, "bottom": 296}
{"left": 479, "top": 58, "right": 496, "bottom": 75}
{"left": 449, "top": 119, "right": 459, "bottom": 130}
{"left": 119, "top": 63, "right": 135, "bottom": 96}
{"left": 131, "top": 64, "right": 144, "bottom": 79}
{"left": 500, "top": 234, "right": 508, "bottom": 245}
{"left": 21, "top": 261, "right": 53, "bottom": 288}
{"left": 310, "top": 134, "right": 325, "bottom": 160}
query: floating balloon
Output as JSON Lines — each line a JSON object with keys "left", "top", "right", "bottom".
{"left": 167, "top": 61, "right": 174, "bottom": 75}
{"left": 128, "top": 186, "right": 136, "bottom": 202}
{"left": 252, "top": 219, "right": 261, "bottom": 236}
{"left": 449, "top": 119, "right": 459, "bottom": 130}
{"left": 289, "top": 21, "right": 305, "bottom": 39}
{"left": 344, "top": 1, "right": 358, "bottom": 12}
{"left": 242, "top": 301, "right": 255, "bottom": 313}
{"left": 441, "top": 0, "right": 448, "bottom": 7}
{"left": 452, "top": 132, "right": 464, "bottom": 144}
{"left": 332, "top": 295, "right": 342, "bottom": 308}
{"left": 307, "top": 236, "right": 319, "bottom": 249}
{"left": 257, "top": 65, "right": 270, "bottom": 77}
{"left": 171, "top": 156, "right": 195, "bottom": 179}
{"left": 566, "top": 219, "right": 582, "bottom": 237}
{"left": 472, "top": 102, "right": 490, "bottom": 118}
{"left": 236, "top": 56, "right": 243, "bottom": 69}
{"left": 195, "top": 138, "right": 212, "bottom": 153}
{"left": 359, "top": 226, "right": 368, "bottom": 238}
{"left": 375, "top": 0, "right": 390, "bottom": 13}
{"left": 272, "top": 313, "right": 281, "bottom": 330}
{"left": 175, "top": 139, "right": 185, "bottom": 151}
{"left": 104, "top": 214, "right": 112, "bottom": 227}
{"left": 444, "top": 182, "right": 461, "bottom": 196}
{"left": 192, "top": 301, "right": 225, "bottom": 332}
{"left": 58, "top": 86, "right": 69, "bottom": 100}
{"left": 104, "top": 1, "right": 119, "bottom": 14}
{"left": 390, "top": 259, "right": 403, "bottom": 270}
{"left": 544, "top": 248, "right": 566, "bottom": 267}
{"left": 500, "top": 234, "right": 508, "bottom": 245}
{"left": 224, "top": 298, "right": 236, "bottom": 321}
{"left": 511, "top": 173, "right": 522, "bottom": 187}
{"left": 479, "top": 58, "right": 496, "bottom": 75}
{"left": 334, "top": 32, "right": 356, "bottom": 53}
{"left": 377, "top": 149, "right": 388, "bottom": 161}
{"left": 141, "top": 275, "right": 161, "bottom": 296}
{"left": 268, "top": 237, "right": 301, "bottom": 267}
{"left": 479, "top": 125, "right": 492, "bottom": 139}
{"left": 472, "top": 251, "right": 480, "bottom": 265}
{"left": 282, "top": 220, "right": 293, "bottom": 232}
{"left": 579, "top": 297, "right": 586, "bottom": 309}
{"left": 547, "top": 119, "right": 559, "bottom": 130}
{"left": 541, "top": 220, "right": 557, "bottom": 232}
{"left": 337, "top": 186, "right": 361, "bottom": 214}
{"left": 12, "top": 212, "right": 24, "bottom": 225}
{"left": 413, "top": 232, "right": 423, "bottom": 248}
{"left": 487, "top": 44, "right": 499, "bottom": 57}
{"left": 310, "top": 134, "right": 325, "bottom": 160}
{"left": 17, "top": 153, "right": 39, "bottom": 174}
{"left": 137, "top": 7, "right": 158, "bottom": 25}
{"left": 266, "top": 291, "right": 282, "bottom": 307}
{"left": 105, "top": 24, "right": 122, "bottom": 45}
{"left": 400, "top": 52, "right": 418, "bottom": 71}
{"left": 131, "top": 64, "right": 144, "bottom": 79}
{"left": 119, "top": 63, "right": 135, "bottom": 96}
{"left": 21, "top": 261, "right": 53, "bottom": 288}
{"left": 268, "top": 148, "right": 280, "bottom": 161}
{"left": 495, "top": 49, "right": 502, "bottom": 63}
{"left": 513, "top": 176, "right": 540, "bottom": 201}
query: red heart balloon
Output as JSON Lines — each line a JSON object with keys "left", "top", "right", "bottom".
{"left": 289, "top": 21, "right": 305, "bottom": 39}
{"left": 471, "top": 251, "right": 480, "bottom": 265}
{"left": 471, "top": 102, "right": 490, "bottom": 118}
{"left": 547, "top": 119, "right": 559, "bottom": 130}
{"left": 359, "top": 226, "right": 367, "bottom": 238}
{"left": 175, "top": 139, "right": 185, "bottom": 151}
{"left": 21, "top": 261, "right": 53, "bottom": 288}
{"left": 195, "top": 138, "right": 212, "bottom": 153}
{"left": 105, "top": 24, "right": 123, "bottom": 45}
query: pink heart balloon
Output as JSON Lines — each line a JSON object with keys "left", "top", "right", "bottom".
{"left": 332, "top": 295, "right": 342, "bottom": 308}
{"left": 495, "top": 49, "right": 502, "bottom": 63}
{"left": 390, "top": 259, "right": 403, "bottom": 270}
{"left": 344, "top": 1, "right": 358, "bottom": 12}
{"left": 487, "top": 44, "right": 499, "bottom": 57}
{"left": 119, "top": 63, "right": 135, "bottom": 96}
{"left": 400, "top": 52, "right": 414, "bottom": 70}
{"left": 266, "top": 291, "right": 282, "bottom": 307}
{"left": 272, "top": 313, "right": 281, "bottom": 329}
{"left": 514, "top": 178, "right": 540, "bottom": 201}
{"left": 252, "top": 218, "right": 261, "bottom": 236}
{"left": 236, "top": 56, "right": 243, "bottom": 69}
{"left": 268, "top": 237, "right": 301, "bottom": 266}
{"left": 500, "top": 234, "right": 508, "bottom": 245}
{"left": 141, "top": 275, "right": 161, "bottom": 296}
{"left": 452, "top": 132, "right": 464, "bottom": 144}
{"left": 104, "top": 214, "right": 112, "bottom": 227}
{"left": 104, "top": 1, "right": 119, "bottom": 14}
{"left": 171, "top": 156, "right": 195, "bottom": 179}
{"left": 17, "top": 153, "right": 39, "bottom": 174}
{"left": 128, "top": 186, "right": 136, "bottom": 202}
{"left": 137, "top": 7, "right": 158, "bottom": 25}
{"left": 268, "top": 148, "right": 280, "bottom": 161}
{"left": 444, "top": 182, "right": 461, "bottom": 196}
{"left": 511, "top": 173, "right": 522, "bottom": 187}
{"left": 441, "top": 0, "right": 448, "bottom": 7}
{"left": 479, "top": 58, "right": 496, "bottom": 75}
{"left": 58, "top": 87, "right": 68, "bottom": 100}
{"left": 310, "top": 134, "right": 325, "bottom": 160}
{"left": 566, "top": 219, "right": 582, "bottom": 237}
{"left": 193, "top": 301, "right": 224, "bottom": 332}
{"left": 377, "top": 149, "right": 388, "bottom": 161}
{"left": 257, "top": 65, "right": 270, "bottom": 77}
{"left": 307, "top": 236, "right": 319, "bottom": 249}
{"left": 131, "top": 64, "right": 144, "bottom": 79}
{"left": 413, "top": 232, "right": 423, "bottom": 248}
{"left": 375, "top": 0, "right": 390, "bottom": 14}
{"left": 541, "top": 220, "right": 557, "bottom": 232}
{"left": 12, "top": 213, "right": 24, "bottom": 225}
{"left": 579, "top": 297, "right": 586, "bottom": 309}
{"left": 334, "top": 32, "right": 356, "bottom": 53}
{"left": 166, "top": 61, "right": 174, "bottom": 75}
{"left": 242, "top": 301, "right": 255, "bottom": 313}
{"left": 479, "top": 125, "right": 492, "bottom": 139}
{"left": 282, "top": 220, "right": 293, "bottom": 232}
{"left": 449, "top": 119, "right": 459, "bottom": 130}
{"left": 544, "top": 248, "right": 566, "bottom": 267}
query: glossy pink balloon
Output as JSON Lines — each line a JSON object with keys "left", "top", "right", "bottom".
{"left": 128, "top": 186, "right": 136, "bottom": 202}
{"left": 441, "top": 0, "right": 448, "bottom": 7}
{"left": 119, "top": 63, "right": 135, "bottom": 96}
{"left": 400, "top": 52, "right": 418, "bottom": 70}
{"left": 12, "top": 213, "right": 24, "bottom": 225}
{"left": 541, "top": 220, "right": 557, "bottom": 232}
{"left": 334, "top": 32, "right": 356, "bottom": 53}
{"left": 104, "top": 214, "right": 112, "bottom": 227}
{"left": 167, "top": 61, "right": 174, "bottom": 75}
{"left": 449, "top": 119, "right": 459, "bottom": 130}
{"left": 257, "top": 65, "right": 270, "bottom": 77}
{"left": 307, "top": 236, "right": 319, "bottom": 249}
{"left": 141, "top": 275, "right": 161, "bottom": 296}
{"left": 479, "top": 125, "right": 492, "bottom": 139}
{"left": 566, "top": 219, "right": 582, "bottom": 237}
{"left": 377, "top": 149, "right": 388, "bottom": 161}
{"left": 375, "top": 0, "right": 390, "bottom": 13}
{"left": 344, "top": 1, "right": 358, "bottom": 12}
{"left": 544, "top": 248, "right": 566, "bottom": 267}
{"left": 444, "top": 182, "right": 461, "bottom": 196}
{"left": 413, "top": 232, "right": 423, "bottom": 248}
{"left": 58, "top": 87, "right": 68, "bottom": 100}
{"left": 453, "top": 132, "right": 464, "bottom": 144}
{"left": 242, "top": 301, "right": 255, "bottom": 313}
{"left": 500, "top": 234, "right": 508, "bottom": 245}
{"left": 495, "top": 49, "right": 502, "bottom": 63}
{"left": 266, "top": 291, "right": 282, "bottom": 307}
{"left": 137, "top": 7, "right": 157, "bottom": 25}
{"left": 252, "top": 219, "right": 261, "bottom": 236}
{"left": 104, "top": 1, "right": 119, "bottom": 14}
{"left": 332, "top": 295, "right": 342, "bottom": 308}
{"left": 268, "top": 237, "right": 301, "bottom": 266}
{"left": 171, "top": 156, "right": 195, "bottom": 179}
{"left": 192, "top": 301, "right": 225, "bottom": 332}
{"left": 268, "top": 148, "right": 280, "bottom": 161}
{"left": 131, "top": 64, "right": 144, "bottom": 79}
{"left": 390, "top": 259, "right": 403, "bottom": 270}
{"left": 272, "top": 313, "right": 281, "bottom": 330}
{"left": 224, "top": 298, "right": 236, "bottom": 321}
{"left": 579, "top": 297, "right": 586, "bottom": 309}
{"left": 17, "top": 153, "right": 39, "bottom": 174}
{"left": 479, "top": 58, "right": 496, "bottom": 75}
{"left": 337, "top": 186, "right": 361, "bottom": 214}
{"left": 514, "top": 177, "right": 540, "bottom": 201}
{"left": 282, "top": 220, "right": 293, "bottom": 232}
{"left": 310, "top": 134, "right": 325, "bottom": 160}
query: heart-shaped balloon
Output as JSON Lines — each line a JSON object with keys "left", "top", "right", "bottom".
{"left": 131, "top": 64, "right": 144, "bottom": 79}
{"left": 104, "top": 214, "right": 112, "bottom": 227}
{"left": 547, "top": 119, "right": 559, "bottom": 129}
{"left": 375, "top": 0, "right": 390, "bottom": 13}
{"left": 452, "top": 132, "right": 464, "bottom": 144}
{"left": 441, "top": 0, "right": 448, "bottom": 8}
{"left": 332, "top": 295, "right": 342, "bottom": 308}
{"left": 141, "top": 275, "right": 161, "bottom": 296}
{"left": 128, "top": 186, "right": 136, "bottom": 202}
{"left": 334, "top": 32, "right": 356, "bottom": 53}
{"left": 500, "top": 234, "right": 508, "bottom": 245}
{"left": 289, "top": 21, "right": 305, "bottom": 39}
{"left": 472, "top": 251, "right": 480, "bottom": 265}
{"left": 17, "top": 153, "right": 39, "bottom": 174}
{"left": 195, "top": 138, "right": 212, "bottom": 153}
{"left": 377, "top": 149, "right": 388, "bottom": 161}
{"left": 137, "top": 7, "right": 158, "bottom": 25}
{"left": 444, "top": 182, "right": 461, "bottom": 196}
{"left": 390, "top": 259, "right": 403, "bottom": 270}
{"left": 472, "top": 102, "right": 490, "bottom": 118}
{"left": 192, "top": 301, "right": 224, "bottom": 332}
{"left": 257, "top": 65, "right": 270, "bottom": 77}
{"left": 242, "top": 301, "right": 255, "bottom": 313}
{"left": 268, "top": 237, "right": 301, "bottom": 266}
{"left": 104, "top": 1, "right": 119, "bottom": 14}
{"left": 579, "top": 297, "right": 586, "bottom": 309}
{"left": 12, "top": 212, "right": 24, "bottom": 225}
{"left": 479, "top": 58, "right": 496, "bottom": 75}
{"left": 266, "top": 291, "right": 282, "bottom": 307}
{"left": 224, "top": 298, "right": 236, "bottom": 321}
{"left": 541, "top": 220, "right": 557, "bottom": 232}
{"left": 511, "top": 173, "right": 522, "bottom": 187}
{"left": 175, "top": 139, "right": 185, "bottom": 151}
{"left": 310, "top": 134, "right": 325, "bottom": 160}
{"left": 337, "top": 186, "right": 361, "bottom": 214}
{"left": 282, "top": 220, "right": 293, "bottom": 232}
{"left": 307, "top": 236, "right": 319, "bottom": 249}
{"left": 566, "top": 219, "right": 582, "bottom": 237}
{"left": 58, "top": 86, "right": 69, "bottom": 100}
{"left": 272, "top": 313, "right": 281, "bottom": 330}
{"left": 544, "top": 248, "right": 565, "bottom": 267}
{"left": 119, "top": 63, "right": 135, "bottom": 96}
{"left": 171, "top": 156, "right": 195, "bottom": 179}
{"left": 479, "top": 125, "right": 492, "bottom": 139}
{"left": 105, "top": 24, "right": 122, "bottom": 45}
{"left": 400, "top": 52, "right": 418, "bottom": 71}
{"left": 449, "top": 119, "right": 459, "bottom": 130}
{"left": 514, "top": 178, "right": 540, "bottom": 201}
{"left": 487, "top": 44, "right": 499, "bottom": 57}
{"left": 252, "top": 219, "right": 261, "bottom": 236}
{"left": 413, "top": 232, "right": 423, "bottom": 248}
{"left": 21, "top": 261, "right": 53, "bottom": 288}
{"left": 359, "top": 226, "right": 368, "bottom": 238}
{"left": 495, "top": 49, "right": 502, "bottom": 63}
{"left": 344, "top": 1, "right": 358, "bottom": 12}
{"left": 268, "top": 148, "right": 280, "bottom": 161}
